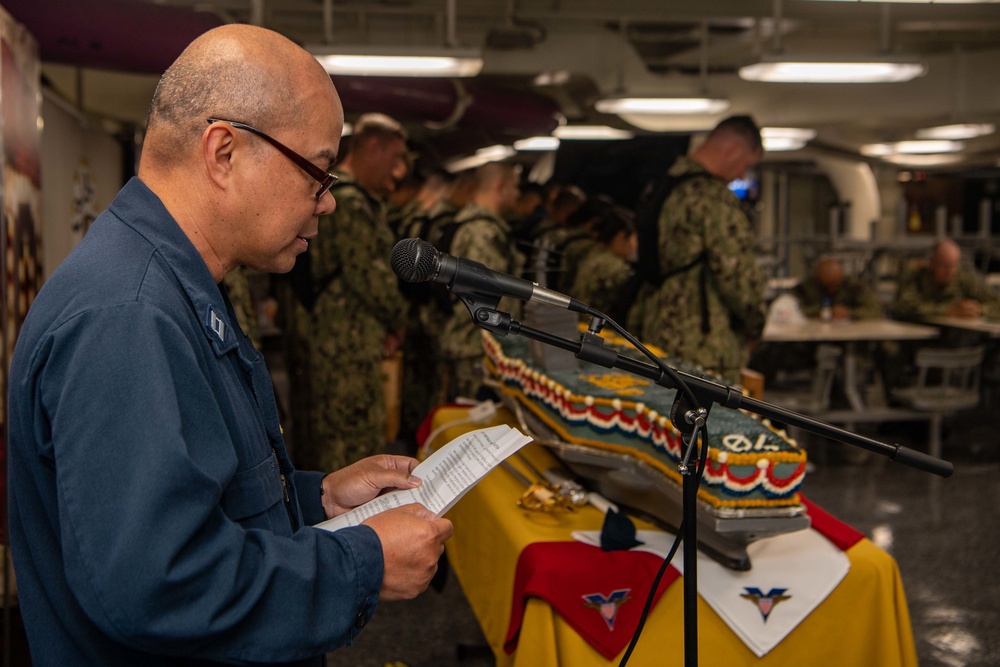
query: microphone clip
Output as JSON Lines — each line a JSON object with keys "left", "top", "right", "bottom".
{"left": 450, "top": 264, "right": 509, "bottom": 335}
{"left": 470, "top": 307, "right": 514, "bottom": 336}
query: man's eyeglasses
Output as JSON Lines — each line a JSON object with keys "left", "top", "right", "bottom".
{"left": 207, "top": 118, "right": 338, "bottom": 199}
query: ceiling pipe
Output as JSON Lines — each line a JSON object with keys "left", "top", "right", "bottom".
{"left": 323, "top": 0, "right": 334, "bottom": 44}
{"left": 771, "top": 0, "right": 783, "bottom": 54}
{"left": 699, "top": 20, "right": 709, "bottom": 94}
{"left": 250, "top": 0, "right": 264, "bottom": 28}
{"left": 614, "top": 17, "right": 629, "bottom": 94}
{"left": 424, "top": 80, "right": 473, "bottom": 131}
{"left": 446, "top": 0, "right": 458, "bottom": 48}
{"left": 880, "top": 4, "right": 892, "bottom": 54}
{"left": 952, "top": 45, "right": 966, "bottom": 120}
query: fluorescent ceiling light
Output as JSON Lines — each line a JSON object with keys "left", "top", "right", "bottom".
{"left": 809, "top": 0, "right": 997, "bottom": 3}
{"left": 445, "top": 145, "right": 516, "bottom": 173}
{"left": 883, "top": 154, "right": 964, "bottom": 167}
{"left": 595, "top": 96, "right": 730, "bottom": 115}
{"left": 514, "top": 136, "right": 560, "bottom": 151}
{"left": 861, "top": 143, "right": 893, "bottom": 157}
{"left": 615, "top": 114, "right": 721, "bottom": 133}
{"left": 763, "top": 136, "right": 808, "bottom": 151}
{"left": 533, "top": 70, "right": 571, "bottom": 86}
{"left": 915, "top": 123, "right": 995, "bottom": 140}
{"left": 739, "top": 57, "right": 925, "bottom": 83}
{"left": 762, "top": 127, "right": 817, "bottom": 141}
{"left": 761, "top": 127, "right": 816, "bottom": 150}
{"left": 553, "top": 125, "right": 635, "bottom": 140}
{"left": 310, "top": 46, "right": 483, "bottom": 77}
{"left": 892, "top": 140, "right": 964, "bottom": 153}
{"left": 862, "top": 139, "right": 965, "bottom": 159}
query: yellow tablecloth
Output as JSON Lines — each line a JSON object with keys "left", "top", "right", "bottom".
{"left": 427, "top": 405, "right": 918, "bottom": 667}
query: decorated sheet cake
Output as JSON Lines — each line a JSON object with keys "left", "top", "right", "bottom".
{"left": 483, "top": 331, "right": 807, "bottom": 510}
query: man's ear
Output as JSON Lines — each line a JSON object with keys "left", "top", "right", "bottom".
{"left": 720, "top": 137, "right": 743, "bottom": 164}
{"left": 203, "top": 123, "right": 238, "bottom": 191}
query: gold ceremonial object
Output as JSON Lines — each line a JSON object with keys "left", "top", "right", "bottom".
{"left": 516, "top": 482, "right": 577, "bottom": 513}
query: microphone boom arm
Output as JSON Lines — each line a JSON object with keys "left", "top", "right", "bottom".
{"left": 479, "top": 309, "right": 954, "bottom": 478}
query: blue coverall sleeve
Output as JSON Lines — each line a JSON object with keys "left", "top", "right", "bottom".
{"left": 38, "top": 301, "right": 382, "bottom": 663}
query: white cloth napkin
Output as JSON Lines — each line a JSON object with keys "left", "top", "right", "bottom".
{"left": 572, "top": 527, "right": 850, "bottom": 657}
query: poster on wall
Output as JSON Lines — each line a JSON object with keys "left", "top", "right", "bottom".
{"left": 0, "top": 6, "right": 41, "bottom": 542}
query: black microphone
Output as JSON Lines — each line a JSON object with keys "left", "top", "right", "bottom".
{"left": 391, "top": 237, "right": 590, "bottom": 314}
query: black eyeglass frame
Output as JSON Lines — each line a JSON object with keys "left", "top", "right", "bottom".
{"left": 207, "top": 118, "right": 338, "bottom": 199}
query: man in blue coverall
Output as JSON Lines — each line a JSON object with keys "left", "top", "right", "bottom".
{"left": 6, "top": 24, "right": 452, "bottom": 666}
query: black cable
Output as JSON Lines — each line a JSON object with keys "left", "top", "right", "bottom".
{"left": 615, "top": 424, "right": 709, "bottom": 667}
{"left": 585, "top": 308, "right": 701, "bottom": 410}
{"left": 578, "top": 309, "right": 710, "bottom": 666}
{"left": 617, "top": 514, "right": 685, "bottom": 666}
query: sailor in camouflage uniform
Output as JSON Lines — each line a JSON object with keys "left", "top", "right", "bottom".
{"left": 793, "top": 256, "right": 883, "bottom": 321}
{"left": 288, "top": 113, "right": 409, "bottom": 472}
{"left": 389, "top": 169, "right": 480, "bottom": 446}
{"left": 570, "top": 203, "right": 637, "bottom": 319}
{"left": 420, "top": 169, "right": 477, "bottom": 251}
{"left": 527, "top": 185, "right": 586, "bottom": 288}
{"left": 627, "top": 116, "right": 766, "bottom": 385}
{"left": 396, "top": 170, "right": 453, "bottom": 242}
{"left": 394, "top": 170, "right": 456, "bottom": 448}
{"left": 894, "top": 238, "right": 1000, "bottom": 321}
{"left": 550, "top": 196, "right": 623, "bottom": 294}
{"left": 439, "top": 162, "right": 522, "bottom": 399}
{"left": 879, "top": 237, "right": 1000, "bottom": 391}
{"left": 222, "top": 265, "right": 260, "bottom": 349}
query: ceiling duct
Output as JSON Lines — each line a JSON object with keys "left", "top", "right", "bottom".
{"left": 3, "top": 0, "right": 224, "bottom": 73}
{"left": 332, "top": 76, "right": 560, "bottom": 137}
{"left": 486, "top": 0, "right": 547, "bottom": 50}
{"left": 618, "top": 19, "right": 750, "bottom": 75}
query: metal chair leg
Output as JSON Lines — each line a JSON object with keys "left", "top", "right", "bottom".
{"left": 929, "top": 413, "right": 943, "bottom": 461}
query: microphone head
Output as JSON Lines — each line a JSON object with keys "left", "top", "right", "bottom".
{"left": 391, "top": 237, "right": 439, "bottom": 283}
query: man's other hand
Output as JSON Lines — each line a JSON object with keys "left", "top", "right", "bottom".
{"left": 364, "top": 504, "right": 453, "bottom": 600}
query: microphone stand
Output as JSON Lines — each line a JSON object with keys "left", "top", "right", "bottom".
{"left": 466, "top": 303, "right": 952, "bottom": 667}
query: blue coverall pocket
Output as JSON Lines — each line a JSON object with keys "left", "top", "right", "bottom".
{"left": 220, "top": 454, "right": 290, "bottom": 534}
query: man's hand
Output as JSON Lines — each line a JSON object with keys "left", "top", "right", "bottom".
{"left": 949, "top": 299, "right": 982, "bottom": 319}
{"left": 321, "top": 454, "right": 421, "bottom": 519}
{"left": 364, "top": 504, "right": 453, "bottom": 600}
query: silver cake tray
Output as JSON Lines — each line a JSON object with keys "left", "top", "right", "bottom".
{"left": 497, "top": 390, "right": 810, "bottom": 571}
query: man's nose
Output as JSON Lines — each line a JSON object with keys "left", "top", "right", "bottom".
{"left": 317, "top": 190, "right": 337, "bottom": 215}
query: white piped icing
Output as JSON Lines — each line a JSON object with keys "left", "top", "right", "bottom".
{"left": 481, "top": 332, "right": 805, "bottom": 504}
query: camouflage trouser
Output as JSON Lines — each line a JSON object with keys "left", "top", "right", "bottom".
{"left": 286, "top": 336, "right": 387, "bottom": 473}
{"left": 444, "top": 355, "right": 485, "bottom": 402}
{"left": 314, "top": 357, "right": 387, "bottom": 472}
{"left": 398, "top": 329, "right": 445, "bottom": 453}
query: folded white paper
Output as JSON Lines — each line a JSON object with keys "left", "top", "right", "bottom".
{"left": 315, "top": 424, "right": 532, "bottom": 532}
